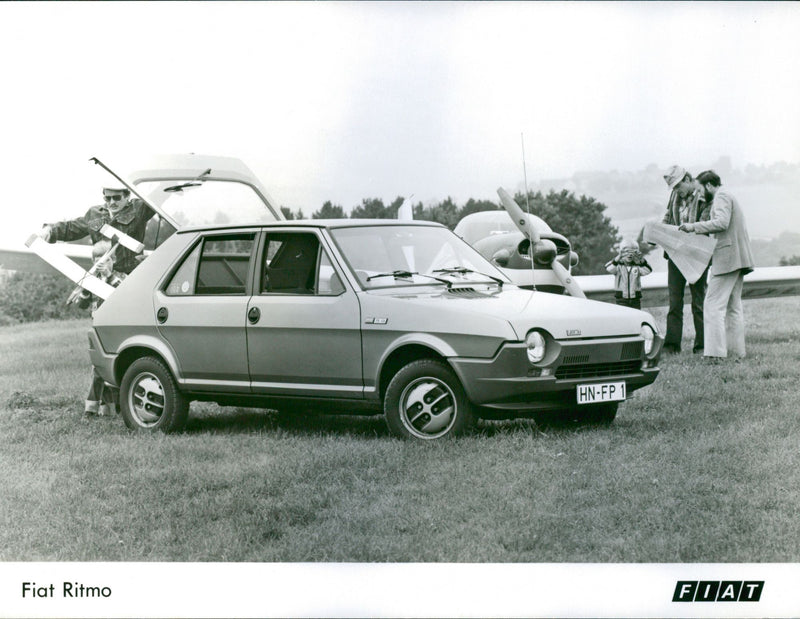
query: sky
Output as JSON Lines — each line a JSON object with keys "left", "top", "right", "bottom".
{"left": 1, "top": 1, "right": 800, "bottom": 247}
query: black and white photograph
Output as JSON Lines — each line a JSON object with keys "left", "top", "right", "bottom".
{"left": 1, "top": 2, "right": 799, "bottom": 617}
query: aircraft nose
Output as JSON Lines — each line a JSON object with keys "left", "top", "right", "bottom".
{"left": 532, "top": 239, "right": 557, "bottom": 266}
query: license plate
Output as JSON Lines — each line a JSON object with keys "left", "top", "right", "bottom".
{"left": 576, "top": 381, "right": 626, "bottom": 405}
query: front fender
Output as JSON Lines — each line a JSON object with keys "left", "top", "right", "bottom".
{"left": 381, "top": 332, "right": 459, "bottom": 362}
{"left": 367, "top": 332, "right": 489, "bottom": 397}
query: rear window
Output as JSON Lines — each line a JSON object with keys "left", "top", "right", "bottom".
{"left": 137, "top": 180, "right": 276, "bottom": 228}
{"left": 165, "top": 233, "right": 256, "bottom": 296}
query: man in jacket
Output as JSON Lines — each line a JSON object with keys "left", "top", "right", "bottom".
{"left": 661, "top": 165, "right": 712, "bottom": 354}
{"left": 38, "top": 183, "right": 155, "bottom": 416}
{"left": 679, "top": 170, "right": 754, "bottom": 360}
{"left": 38, "top": 183, "right": 154, "bottom": 275}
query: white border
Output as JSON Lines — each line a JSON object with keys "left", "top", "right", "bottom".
{"left": 1, "top": 562, "right": 798, "bottom": 618}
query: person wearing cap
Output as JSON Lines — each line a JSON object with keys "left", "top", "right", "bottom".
{"left": 679, "top": 170, "right": 754, "bottom": 361}
{"left": 37, "top": 183, "right": 154, "bottom": 275}
{"left": 661, "top": 165, "right": 712, "bottom": 354}
{"left": 37, "top": 183, "right": 154, "bottom": 417}
{"left": 605, "top": 238, "right": 652, "bottom": 309}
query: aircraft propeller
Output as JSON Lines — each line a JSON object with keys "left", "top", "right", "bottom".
{"left": 496, "top": 187, "right": 586, "bottom": 298}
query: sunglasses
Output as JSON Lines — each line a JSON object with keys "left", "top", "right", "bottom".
{"left": 103, "top": 194, "right": 125, "bottom": 203}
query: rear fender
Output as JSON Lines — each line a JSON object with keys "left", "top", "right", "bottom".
{"left": 114, "top": 334, "right": 182, "bottom": 386}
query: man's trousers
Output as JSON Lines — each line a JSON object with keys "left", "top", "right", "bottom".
{"left": 665, "top": 258, "right": 708, "bottom": 352}
{"left": 86, "top": 367, "right": 117, "bottom": 415}
{"left": 703, "top": 269, "right": 746, "bottom": 358}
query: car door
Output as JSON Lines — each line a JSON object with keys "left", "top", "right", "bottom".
{"left": 154, "top": 231, "right": 257, "bottom": 393}
{"left": 246, "top": 229, "right": 363, "bottom": 398}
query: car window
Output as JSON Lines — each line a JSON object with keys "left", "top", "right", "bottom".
{"left": 260, "top": 232, "right": 343, "bottom": 295}
{"left": 165, "top": 233, "right": 255, "bottom": 296}
{"left": 317, "top": 250, "right": 345, "bottom": 295}
{"left": 136, "top": 179, "right": 276, "bottom": 228}
{"left": 330, "top": 225, "right": 508, "bottom": 289}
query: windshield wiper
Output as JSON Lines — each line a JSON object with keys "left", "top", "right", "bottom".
{"left": 164, "top": 170, "right": 212, "bottom": 193}
{"left": 366, "top": 270, "right": 450, "bottom": 285}
{"left": 366, "top": 270, "right": 415, "bottom": 281}
{"left": 433, "top": 267, "right": 504, "bottom": 288}
{"left": 164, "top": 181, "right": 203, "bottom": 193}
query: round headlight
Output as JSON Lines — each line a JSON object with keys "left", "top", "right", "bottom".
{"left": 641, "top": 323, "right": 655, "bottom": 355}
{"left": 526, "top": 331, "right": 546, "bottom": 363}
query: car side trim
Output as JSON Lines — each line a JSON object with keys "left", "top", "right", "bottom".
{"left": 249, "top": 381, "right": 364, "bottom": 399}
{"left": 181, "top": 378, "right": 253, "bottom": 393}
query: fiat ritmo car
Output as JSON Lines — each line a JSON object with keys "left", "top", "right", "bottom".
{"left": 89, "top": 216, "right": 663, "bottom": 440}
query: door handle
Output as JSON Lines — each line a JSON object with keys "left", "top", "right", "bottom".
{"left": 248, "top": 306, "right": 261, "bottom": 324}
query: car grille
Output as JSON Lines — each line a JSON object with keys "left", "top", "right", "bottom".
{"left": 621, "top": 341, "right": 643, "bottom": 360}
{"left": 555, "top": 360, "right": 642, "bottom": 380}
{"left": 561, "top": 353, "right": 590, "bottom": 365}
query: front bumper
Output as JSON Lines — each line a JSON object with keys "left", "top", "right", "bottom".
{"left": 450, "top": 335, "right": 662, "bottom": 414}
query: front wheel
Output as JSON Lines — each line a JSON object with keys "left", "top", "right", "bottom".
{"left": 384, "top": 359, "right": 475, "bottom": 440}
{"left": 120, "top": 357, "right": 189, "bottom": 433}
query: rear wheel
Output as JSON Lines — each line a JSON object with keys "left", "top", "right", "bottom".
{"left": 120, "top": 357, "right": 189, "bottom": 433}
{"left": 384, "top": 359, "right": 475, "bottom": 440}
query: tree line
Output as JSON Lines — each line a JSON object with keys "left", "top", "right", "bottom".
{"left": 281, "top": 188, "right": 622, "bottom": 276}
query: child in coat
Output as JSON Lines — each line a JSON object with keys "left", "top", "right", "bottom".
{"left": 605, "top": 239, "right": 652, "bottom": 309}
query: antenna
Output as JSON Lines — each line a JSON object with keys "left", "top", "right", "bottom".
{"left": 521, "top": 133, "right": 536, "bottom": 291}
{"left": 521, "top": 133, "right": 531, "bottom": 213}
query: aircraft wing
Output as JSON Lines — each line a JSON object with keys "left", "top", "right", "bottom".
{"left": 576, "top": 265, "right": 800, "bottom": 308}
{"left": 738, "top": 265, "right": 800, "bottom": 300}
{"left": 21, "top": 236, "right": 115, "bottom": 299}
{"left": 576, "top": 272, "right": 668, "bottom": 308}
{"left": 0, "top": 242, "right": 93, "bottom": 274}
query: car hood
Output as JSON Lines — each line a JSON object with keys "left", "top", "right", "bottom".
{"left": 114, "top": 154, "right": 284, "bottom": 229}
{"left": 369, "top": 285, "right": 654, "bottom": 340}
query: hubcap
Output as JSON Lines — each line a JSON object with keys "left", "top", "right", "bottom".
{"left": 399, "top": 377, "right": 457, "bottom": 439}
{"left": 128, "top": 372, "right": 165, "bottom": 427}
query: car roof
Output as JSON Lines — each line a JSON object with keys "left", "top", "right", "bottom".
{"left": 177, "top": 218, "right": 446, "bottom": 234}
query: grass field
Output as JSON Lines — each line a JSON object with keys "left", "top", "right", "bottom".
{"left": 1, "top": 297, "right": 798, "bottom": 562}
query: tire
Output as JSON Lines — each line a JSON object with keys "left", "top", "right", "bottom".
{"left": 384, "top": 359, "right": 475, "bottom": 440}
{"left": 581, "top": 402, "right": 619, "bottom": 425}
{"left": 120, "top": 357, "right": 189, "bottom": 433}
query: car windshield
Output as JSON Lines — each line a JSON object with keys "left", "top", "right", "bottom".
{"left": 330, "top": 225, "right": 509, "bottom": 289}
{"left": 135, "top": 179, "right": 276, "bottom": 228}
